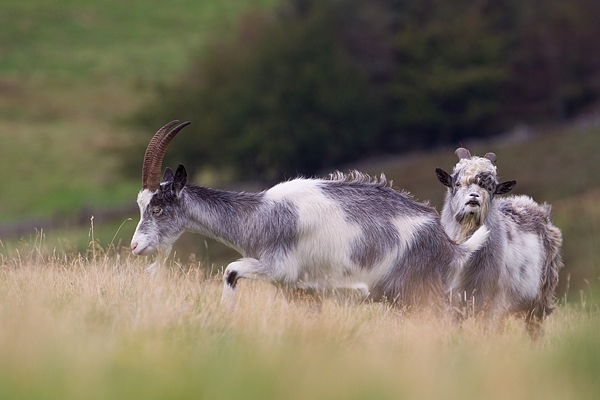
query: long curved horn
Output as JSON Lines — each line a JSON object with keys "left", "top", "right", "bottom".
{"left": 455, "top": 147, "right": 472, "bottom": 160}
{"left": 143, "top": 121, "right": 191, "bottom": 191}
{"left": 142, "top": 120, "right": 181, "bottom": 189}
{"left": 484, "top": 152, "right": 497, "bottom": 164}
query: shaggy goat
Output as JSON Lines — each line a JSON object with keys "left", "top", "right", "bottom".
{"left": 131, "top": 121, "right": 490, "bottom": 310}
{"left": 435, "top": 148, "right": 563, "bottom": 332}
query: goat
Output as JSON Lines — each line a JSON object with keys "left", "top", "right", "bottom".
{"left": 130, "top": 121, "right": 489, "bottom": 310}
{"left": 435, "top": 147, "right": 563, "bottom": 333}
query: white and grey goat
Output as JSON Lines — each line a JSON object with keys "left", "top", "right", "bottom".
{"left": 436, "top": 148, "right": 563, "bottom": 331}
{"left": 131, "top": 121, "right": 489, "bottom": 310}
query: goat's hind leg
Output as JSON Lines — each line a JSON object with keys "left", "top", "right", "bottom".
{"left": 523, "top": 307, "right": 546, "bottom": 340}
{"left": 282, "top": 286, "right": 324, "bottom": 313}
{"left": 283, "top": 282, "right": 370, "bottom": 312}
{"left": 221, "top": 257, "right": 272, "bottom": 309}
{"left": 330, "top": 282, "right": 370, "bottom": 305}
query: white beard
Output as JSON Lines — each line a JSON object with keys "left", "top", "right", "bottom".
{"left": 453, "top": 200, "right": 490, "bottom": 242}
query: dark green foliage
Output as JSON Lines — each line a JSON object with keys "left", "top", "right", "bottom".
{"left": 385, "top": 1, "right": 507, "bottom": 148}
{"left": 134, "top": 0, "right": 600, "bottom": 181}
{"left": 137, "top": 4, "right": 379, "bottom": 181}
{"left": 502, "top": 0, "right": 600, "bottom": 122}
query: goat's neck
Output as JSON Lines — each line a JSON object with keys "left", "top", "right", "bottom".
{"left": 180, "top": 185, "right": 262, "bottom": 252}
{"left": 441, "top": 191, "right": 487, "bottom": 243}
{"left": 456, "top": 217, "right": 482, "bottom": 243}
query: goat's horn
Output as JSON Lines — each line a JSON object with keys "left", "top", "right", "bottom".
{"left": 143, "top": 121, "right": 191, "bottom": 191}
{"left": 484, "top": 152, "right": 497, "bottom": 163}
{"left": 142, "top": 120, "right": 181, "bottom": 189}
{"left": 455, "top": 147, "right": 471, "bottom": 160}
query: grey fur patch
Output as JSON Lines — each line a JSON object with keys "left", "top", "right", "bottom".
{"left": 447, "top": 211, "right": 506, "bottom": 312}
{"left": 474, "top": 172, "right": 497, "bottom": 193}
{"left": 181, "top": 185, "right": 299, "bottom": 260}
{"left": 320, "top": 178, "right": 434, "bottom": 269}
{"left": 327, "top": 170, "right": 392, "bottom": 187}
{"left": 370, "top": 221, "right": 450, "bottom": 308}
{"left": 242, "top": 199, "right": 299, "bottom": 259}
{"left": 519, "top": 264, "right": 527, "bottom": 279}
{"left": 497, "top": 198, "right": 550, "bottom": 236}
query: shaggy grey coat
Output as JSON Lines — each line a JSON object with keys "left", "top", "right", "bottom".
{"left": 436, "top": 148, "right": 563, "bottom": 332}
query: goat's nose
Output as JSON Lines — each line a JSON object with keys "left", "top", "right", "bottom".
{"left": 131, "top": 241, "right": 138, "bottom": 251}
{"left": 470, "top": 193, "right": 480, "bottom": 198}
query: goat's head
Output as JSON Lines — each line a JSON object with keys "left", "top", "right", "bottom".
{"left": 436, "top": 147, "right": 516, "bottom": 233}
{"left": 130, "top": 120, "right": 190, "bottom": 257}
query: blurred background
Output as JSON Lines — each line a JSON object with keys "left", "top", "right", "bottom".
{"left": 0, "top": 0, "right": 599, "bottom": 298}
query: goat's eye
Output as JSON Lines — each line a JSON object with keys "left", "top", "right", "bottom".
{"left": 152, "top": 207, "right": 162, "bottom": 215}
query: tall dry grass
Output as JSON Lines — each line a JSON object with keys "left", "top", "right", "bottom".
{"left": 0, "top": 237, "right": 599, "bottom": 400}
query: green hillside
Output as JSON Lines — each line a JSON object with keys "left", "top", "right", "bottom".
{"left": 0, "top": 0, "right": 276, "bottom": 224}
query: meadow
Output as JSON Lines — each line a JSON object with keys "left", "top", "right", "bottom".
{"left": 1, "top": 1, "right": 600, "bottom": 398}
{"left": 0, "top": 238, "right": 599, "bottom": 400}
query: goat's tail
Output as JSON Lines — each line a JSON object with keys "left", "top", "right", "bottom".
{"left": 537, "top": 221, "right": 564, "bottom": 316}
{"left": 453, "top": 224, "right": 489, "bottom": 268}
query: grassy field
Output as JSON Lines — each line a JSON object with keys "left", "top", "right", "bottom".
{"left": 0, "top": 240, "right": 599, "bottom": 400}
{"left": 0, "top": 0, "right": 276, "bottom": 224}
{"left": 1, "top": 3, "right": 599, "bottom": 397}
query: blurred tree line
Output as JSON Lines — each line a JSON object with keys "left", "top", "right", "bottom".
{"left": 134, "top": 0, "right": 600, "bottom": 182}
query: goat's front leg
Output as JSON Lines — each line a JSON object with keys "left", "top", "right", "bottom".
{"left": 282, "top": 282, "right": 370, "bottom": 309}
{"left": 221, "top": 257, "right": 273, "bottom": 309}
{"left": 336, "top": 282, "right": 370, "bottom": 304}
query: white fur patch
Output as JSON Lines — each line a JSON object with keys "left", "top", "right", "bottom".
{"left": 266, "top": 179, "right": 361, "bottom": 284}
{"left": 265, "top": 179, "right": 435, "bottom": 291}
{"left": 504, "top": 194, "right": 539, "bottom": 210}
{"left": 265, "top": 178, "right": 360, "bottom": 284}
{"left": 501, "top": 231, "right": 543, "bottom": 300}
{"left": 137, "top": 189, "right": 155, "bottom": 211}
{"left": 392, "top": 214, "right": 432, "bottom": 255}
{"left": 263, "top": 178, "right": 320, "bottom": 202}
{"left": 453, "top": 157, "right": 497, "bottom": 185}
{"left": 131, "top": 189, "right": 158, "bottom": 256}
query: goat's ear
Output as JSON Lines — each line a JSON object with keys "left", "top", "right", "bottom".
{"left": 495, "top": 180, "right": 516, "bottom": 195}
{"left": 435, "top": 168, "right": 453, "bottom": 188}
{"left": 173, "top": 164, "right": 187, "bottom": 196}
{"left": 162, "top": 167, "right": 175, "bottom": 183}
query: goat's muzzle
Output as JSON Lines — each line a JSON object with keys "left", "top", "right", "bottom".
{"left": 130, "top": 241, "right": 143, "bottom": 255}
{"left": 130, "top": 241, "right": 154, "bottom": 256}
{"left": 465, "top": 199, "right": 481, "bottom": 207}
